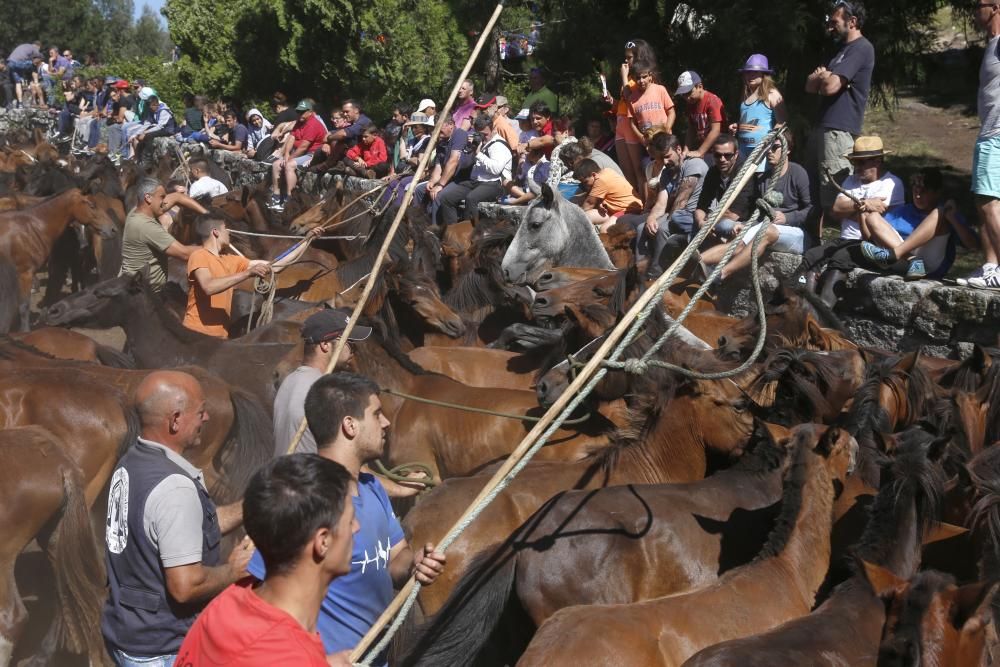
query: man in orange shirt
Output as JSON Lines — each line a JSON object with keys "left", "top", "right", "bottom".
{"left": 183, "top": 216, "right": 321, "bottom": 338}
{"left": 575, "top": 158, "right": 643, "bottom": 232}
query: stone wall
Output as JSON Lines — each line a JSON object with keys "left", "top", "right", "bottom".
{"left": 0, "top": 108, "right": 57, "bottom": 137}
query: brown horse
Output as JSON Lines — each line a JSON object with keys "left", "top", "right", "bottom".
{"left": 516, "top": 425, "right": 856, "bottom": 667}
{"left": 682, "top": 423, "right": 948, "bottom": 667}
{"left": 10, "top": 327, "right": 133, "bottom": 367}
{"left": 0, "top": 188, "right": 116, "bottom": 328}
{"left": 399, "top": 421, "right": 795, "bottom": 666}
{"left": 403, "top": 343, "right": 757, "bottom": 616}
{"left": 407, "top": 347, "right": 542, "bottom": 391}
{"left": 0, "top": 426, "right": 105, "bottom": 667}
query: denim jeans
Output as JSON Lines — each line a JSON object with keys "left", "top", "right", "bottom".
{"left": 111, "top": 649, "right": 176, "bottom": 667}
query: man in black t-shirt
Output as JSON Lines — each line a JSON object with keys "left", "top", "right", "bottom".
{"left": 210, "top": 110, "right": 249, "bottom": 152}
{"left": 694, "top": 134, "right": 757, "bottom": 238}
{"left": 804, "top": 0, "right": 875, "bottom": 211}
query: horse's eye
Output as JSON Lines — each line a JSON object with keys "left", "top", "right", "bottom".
{"left": 530, "top": 221, "right": 542, "bottom": 230}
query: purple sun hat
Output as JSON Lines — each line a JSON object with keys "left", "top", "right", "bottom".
{"left": 738, "top": 53, "right": 774, "bottom": 75}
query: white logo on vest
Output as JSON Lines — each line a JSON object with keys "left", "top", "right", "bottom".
{"left": 106, "top": 468, "right": 130, "bottom": 554}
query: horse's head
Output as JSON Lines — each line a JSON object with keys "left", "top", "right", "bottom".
{"left": 502, "top": 184, "right": 569, "bottom": 285}
{"left": 870, "top": 566, "right": 997, "bottom": 667}
{"left": 289, "top": 185, "right": 346, "bottom": 234}
{"left": 673, "top": 374, "right": 757, "bottom": 461}
{"left": 531, "top": 272, "right": 620, "bottom": 323}
{"left": 391, "top": 270, "right": 466, "bottom": 339}
{"left": 72, "top": 190, "right": 118, "bottom": 239}
{"left": 43, "top": 270, "right": 138, "bottom": 328}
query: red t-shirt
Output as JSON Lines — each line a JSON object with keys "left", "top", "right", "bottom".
{"left": 687, "top": 90, "right": 727, "bottom": 142}
{"left": 292, "top": 114, "right": 327, "bottom": 154}
{"left": 176, "top": 583, "right": 328, "bottom": 667}
{"left": 346, "top": 136, "right": 388, "bottom": 167}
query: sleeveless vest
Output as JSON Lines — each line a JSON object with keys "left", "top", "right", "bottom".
{"left": 101, "top": 440, "right": 221, "bottom": 656}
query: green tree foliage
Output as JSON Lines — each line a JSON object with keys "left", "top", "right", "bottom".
{"left": 0, "top": 0, "right": 103, "bottom": 57}
{"left": 165, "top": 0, "right": 470, "bottom": 118}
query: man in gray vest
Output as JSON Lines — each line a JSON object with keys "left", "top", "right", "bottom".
{"left": 101, "top": 370, "right": 253, "bottom": 666}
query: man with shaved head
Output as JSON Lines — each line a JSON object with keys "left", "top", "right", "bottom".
{"left": 102, "top": 370, "right": 253, "bottom": 666}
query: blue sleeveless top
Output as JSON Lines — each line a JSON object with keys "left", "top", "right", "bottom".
{"left": 738, "top": 97, "right": 774, "bottom": 171}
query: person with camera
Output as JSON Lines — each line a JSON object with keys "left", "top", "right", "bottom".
{"left": 436, "top": 112, "right": 513, "bottom": 227}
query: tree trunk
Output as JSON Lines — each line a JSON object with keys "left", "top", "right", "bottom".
{"left": 484, "top": 24, "right": 502, "bottom": 93}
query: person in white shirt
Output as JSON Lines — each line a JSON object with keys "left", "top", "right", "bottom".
{"left": 829, "top": 136, "right": 904, "bottom": 240}
{"left": 436, "top": 113, "right": 513, "bottom": 227}
{"left": 188, "top": 159, "right": 229, "bottom": 200}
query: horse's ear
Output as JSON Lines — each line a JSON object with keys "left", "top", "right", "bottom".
{"left": 241, "top": 185, "right": 251, "bottom": 208}
{"left": 950, "top": 581, "right": 999, "bottom": 629}
{"left": 540, "top": 183, "right": 555, "bottom": 208}
{"left": 970, "top": 344, "right": 992, "bottom": 374}
{"left": 859, "top": 559, "right": 908, "bottom": 597}
{"left": 894, "top": 349, "right": 921, "bottom": 374}
{"left": 804, "top": 314, "right": 824, "bottom": 346}
{"left": 922, "top": 521, "right": 968, "bottom": 545}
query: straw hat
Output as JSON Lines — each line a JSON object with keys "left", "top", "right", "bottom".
{"left": 844, "top": 136, "right": 892, "bottom": 160}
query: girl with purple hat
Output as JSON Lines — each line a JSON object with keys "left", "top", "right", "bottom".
{"left": 733, "top": 53, "right": 787, "bottom": 169}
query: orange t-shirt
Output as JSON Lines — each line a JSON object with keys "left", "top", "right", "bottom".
{"left": 590, "top": 168, "right": 642, "bottom": 214}
{"left": 628, "top": 83, "right": 674, "bottom": 132}
{"left": 183, "top": 248, "right": 249, "bottom": 338}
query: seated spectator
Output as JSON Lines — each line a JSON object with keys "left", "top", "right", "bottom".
{"left": 130, "top": 95, "right": 177, "bottom": 163}
{"left": 388, "top": 104, "right": 412, "bottom": 171}
{"left": 244, "top": 107, "right": 274, "bottom": 157}
{"left": 325, "top": 100, "right": 372, "bottom": 150}
{"left": 675, "top": 70, "right": 726, "bottom": 162}
{"left": 694, "top": 134, "right": 757, "bottom": 238}
{"left": 268, "top": 99, "right": 327, "bottom": 210}
{"left": 858, "top": 167, "right": 980, "bottom": 280}
{"left": 210, "top": 109, "right": 249, "bottom": 152}
{"left": 631, "top": 134, "right": 709, "bottom": 276}
{"left": 417, "top": 98, "right": 436, "bottom": 122}
{"left": 307, "top": 111, "right": 351, "bottom": 173}
{"left": 799, "top": 135, "right": 905, "bottom": 304}
{"left": 176, "top": 454, "right": 356, "bottom": 666}
{"left": 519, "top": 102, "right": 555, "bottom": 157}
{"left": 188, "top": 159, "right": 229, "bottom": 200}
{"left": 179, "top": 93, "right": 204, "bottom": 138}
{"left": 27, "top": 54, "right": 47, "bottom": 109}
{"left": 700, "top": 135, "right": 814, "bottom": 281}
{"left": 641, "top": 132, "right": 670, "bottom": 200}
{"left": 340, "top": 124, "right": 389, "bottom": 178}
{"left": 514, "top": 108, "right": 537, "bottom": 144}
{"left": 407, "top": 117, "right": 471, "bottom": 215}
{"left": 575, "top": 158, "right": 643, "bottom": 232}
{"left": 475, "top": 93, "right": 520, "bottom": 151}
{"left": 586, "top": 116, "right": 616, "bottom": 155}
{"left": 104, "top": 81, "right": 133, "bottom": 163}
{"left": 437, "top": 113, "right": 512, "bottom": 227}
{"left": 557, "top": 136, "right": 623, "bottom": 180}
{"left": 543, "top": 119, "right": 579, "bottom": 192}
{"left": 396, "top": 112, "right": 434, "bottom": 174}
{"left": 504, "top": 145, "right": 549, "bottom": 205}
{"left": 184, "top": 216, "right": 321, "bottom": 338}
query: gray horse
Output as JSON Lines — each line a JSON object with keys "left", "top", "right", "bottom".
{"left": 501, "top": 184, "right": 614, "bottom": 285}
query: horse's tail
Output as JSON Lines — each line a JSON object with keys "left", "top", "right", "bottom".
{"left": 216, "top": 388, "right": 273, "bottom": 503}
{"left": 398, "top": 546, "right": 530, "bottom": 667}
{"left": 49, "top": 464, "right": 105, "bottom": 662}
{"left": 0, "top": 256, "right": 21, "bottom": 333}
{"left": 94, "top": 344, "right": 135, "bottom": 369}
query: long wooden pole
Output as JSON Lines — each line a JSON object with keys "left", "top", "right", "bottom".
{"left": 348, "top": 119, "right": 764, "bottom": 662}
{"left": 285, "top": 1, "right": 507, "bottom": 459}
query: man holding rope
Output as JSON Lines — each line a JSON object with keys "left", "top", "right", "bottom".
{"left": 250, "top": 372, "right": 447, "bottom": 665}
{"left": 182, "top": 215, "right": 322, "bottom": 338}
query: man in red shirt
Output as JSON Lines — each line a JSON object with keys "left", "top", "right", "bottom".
{"left": 675, "top": 71, "right": 726, "bottom": 161}
{"left": 176, "top": 454, "right": 359, "bottom": 666}
{"left": 269, "top": 99, "right": 327, "bottom": 210}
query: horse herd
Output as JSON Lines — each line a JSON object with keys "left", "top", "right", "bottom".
{"left": 0, "top": 131, "right": 998, "bottom": 666}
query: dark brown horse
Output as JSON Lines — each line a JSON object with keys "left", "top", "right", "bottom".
{"left": 516, "top": 425, "right": 856, "bottom": 667}
{"left": 0, "top": 426, "right": 105, "bottom": 667}
{"left": 0, "top": 188, "right": 116, "bottom": 328}
{"left": 682, "top": 423, "right": 948, "bottom": 667}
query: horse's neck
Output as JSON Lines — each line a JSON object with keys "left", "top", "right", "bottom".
{"left": 356, "top": 342, "right": 417, "bottom": 393}
{"left": 774, "top": 454, "right": 837, "bottom": 603}
{"left": 245, "top": 200, "right": 271, "bottom": 233}
{"left": 611, "top": 397, "right": 707, "bottom": 485}
{"left": 558, "top": 214, "right": 614, "bottom": 270}
{"left": 122, "top": 290, "right": 189, "bottom": 357}
{"left": 29, "top": 190, "right": 77, "bottom": 242}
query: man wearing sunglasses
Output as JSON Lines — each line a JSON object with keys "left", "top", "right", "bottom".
{"left": 804, "top": 0, "right": 874, "bottom": 214}
{"left": 967, "top": 0, "right": 1000, "bottom": 288}
{"left": 693, "top": 134, "right": 758, "bottom": 240}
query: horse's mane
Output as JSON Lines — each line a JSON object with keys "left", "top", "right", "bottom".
{"left": 0, "top": 334, "right": 60, "bottom": 360}
{"left": 776, "top": 285, "right": 848, "bottom": 334}
{"left": 136, "top": 273, "right": 220, "bottom": 345}
{"left": 726, "top": 419, "right": 790, "bottom": 475}
{"left": 853, "top": 425, "right": 946, "bottom": 567}
{"left": 968, "top": 445, "right": 1000, "bottom": 579}
{"left": 361, "top": 315, "right": 431, "bottom": 376}
{"left": 748, "top": 348, "right": 836, "bottom": 424}
{"left": 443, "top": 223, "right": 515, "bottom": 315}
{"left": 607, "top": 266, "right": 638, "bottom": 317}
{"left": 753, "top": 427, "right": 816, "bottom": 561}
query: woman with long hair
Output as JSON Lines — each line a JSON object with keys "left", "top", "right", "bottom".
{"left": 733, "top": 53, "right": 787, "bottom": 169}
{"left": 604, "top": 39, "right": 657, "bottom": 191}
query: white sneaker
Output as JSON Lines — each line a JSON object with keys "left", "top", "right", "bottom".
{"left": 957, "top": 264, "right": 997, "bottom": 286}
{"left": 968, "top": 265, "right": 1000, "bottom": 290}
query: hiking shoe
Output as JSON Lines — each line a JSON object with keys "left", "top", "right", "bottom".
{"left": 904, "top": 257, "right": 926, "bottom": 281}
{"left": 968, "top": 268, "right": 1000, "bottom": 290}
{"left": 267, "top": 194, "right": 285, "bottom": 211}
{"left": 860, "top": 241, "right": 894, "bottom": 267}
{"left": 956, "top": 263, "right": 997, "bottom": 286}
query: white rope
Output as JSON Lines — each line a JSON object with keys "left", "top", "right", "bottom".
{"left": 227, "top": 228, "right": 367, "bottom": 241}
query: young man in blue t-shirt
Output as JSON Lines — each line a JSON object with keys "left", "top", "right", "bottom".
{"left": 248, "top": 372, "right": 446, "bottom": 664}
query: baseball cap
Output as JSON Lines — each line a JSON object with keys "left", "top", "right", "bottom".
{"left": 675, "top": 71, "right": 702, "bottom": 96}
{"left": 112, "top": 80, "right": 130, "bottom": 90}
{"left": 301, "top": 308, "right": 373, "bottom": 344}
{"left": 417, "top": 98, "right": 436, "bottom": 112}
{"left": 514, "top": 108, "right": 530, "bottom": 121}
{"left": 104, "top": 75, "right": 118, "bottom": 85}
{"left": 475, "top": 93, "right": 498, "bottom": 108}
{"left": 138, "top": 86, "right": 155, "bottom": 101}
{"left": 295, "top": 99, "right": 314, "bottom": 112}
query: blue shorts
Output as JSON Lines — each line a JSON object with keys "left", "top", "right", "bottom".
{"left": 972, "top": 135, "right": 1000, "bottom": 199}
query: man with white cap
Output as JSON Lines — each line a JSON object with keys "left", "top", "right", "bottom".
{"left": 675, "top": 71, "right": 726, "bottom": 161}
{"left": 416, "top": 98, "right": 436, "bottom": 122}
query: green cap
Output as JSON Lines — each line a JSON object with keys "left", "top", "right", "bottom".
{"left": 295, "top": 99, "right": 314, "bottom": 112}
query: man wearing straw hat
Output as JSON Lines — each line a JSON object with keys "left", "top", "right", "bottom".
{"left": 804, "top": 0, "right": 874, "bottom": 213}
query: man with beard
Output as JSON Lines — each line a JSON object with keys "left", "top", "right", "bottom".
{"left": 804, "top": 0, "right": 874, "bottom": 214}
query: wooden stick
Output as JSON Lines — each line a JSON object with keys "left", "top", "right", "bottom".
{"left": 286, "top": 1, "right": 508, "bottom": 463}
{"left": 348, "top": 95, "right": 765, "bottom": 662}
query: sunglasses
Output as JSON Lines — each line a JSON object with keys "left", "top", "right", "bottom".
{"left": 713, "top": 151, "right": 738, "bottom": 160}
{"left": 767, "top": 144, "right": 783, "bottom": 153}
{"left": 625, "top": 41, "right": 637, "bottom": 49}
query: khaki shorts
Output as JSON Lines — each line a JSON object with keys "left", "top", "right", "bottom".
{"left": 806, "top": 127, "right": 855, "bottom": 208}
